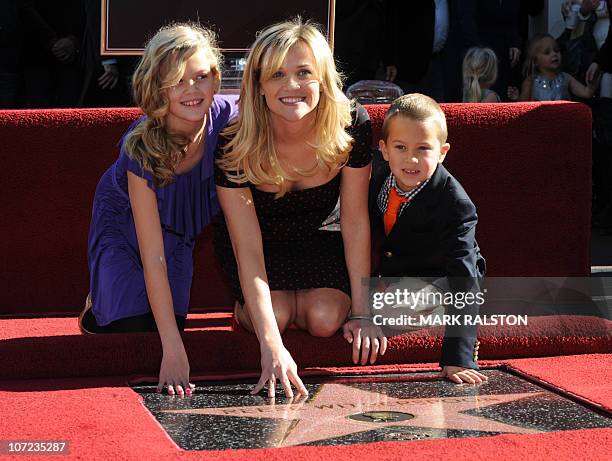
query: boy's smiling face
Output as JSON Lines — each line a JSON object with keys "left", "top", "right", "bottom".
{"left": 379, "top": 115, "right": 450, "bottom": 192}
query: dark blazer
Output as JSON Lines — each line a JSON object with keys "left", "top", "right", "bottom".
{"left": 369, "top": 161, "right": 485, "bottom": 369}
{"left": 383, "top": 0, "right": 436, "bottom": 84}
{"left": 335, "top": 0, "right": 386, "bottom": 88}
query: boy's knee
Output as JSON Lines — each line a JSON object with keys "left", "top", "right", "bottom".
{"left": 306, "top": 302, "right": 345, "bottom": 337}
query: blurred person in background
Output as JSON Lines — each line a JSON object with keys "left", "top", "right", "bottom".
{"left": 586, "top": 1, "right": 612, "bottom": 231}
{"left": 445, "top": 0, "right": 522, "bottom": 102}
{"left": 0, "top": 0, "right": 22, "bottom": 108}
{"left": 334, "top": 0, "right": 386, "bottom": 89}
{"left": 384, "top": 0, "right": 448, "bottom": 101}
{"left": 78, "top": 0, "right": 136, "bottom": 107}
{"left": 20, "top": 0, "right": 84, "bottom": 108}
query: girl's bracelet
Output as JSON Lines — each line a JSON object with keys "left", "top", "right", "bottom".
{"left": 348, "top": 315, "right": 373, "bottom": 321}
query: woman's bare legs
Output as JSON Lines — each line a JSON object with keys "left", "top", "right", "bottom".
{"left": 294, "top": 288, "right": 351, "bottom": 337}
{"left": 234, "top": 290, "right": 297, "bottom": 334}
{"left": 235, "top": 287, "right": 350, "bottom": 337}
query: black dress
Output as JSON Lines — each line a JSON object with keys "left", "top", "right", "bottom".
{"left": 213, "top": 105, "right": 373, "bottom": 304}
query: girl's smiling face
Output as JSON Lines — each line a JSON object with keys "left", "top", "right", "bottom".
{"left": 165, "top": 49, "right": 217, "bottom": 132}
{"left": 259, "top": 41, "right": 321, "bottom": 125}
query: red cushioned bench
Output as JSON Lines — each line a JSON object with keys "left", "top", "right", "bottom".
{"left": 0, "top": 102, "right": 592, "bottom": 316}
{"left": 1, "top": 101, "right": 609, "bottom": 382}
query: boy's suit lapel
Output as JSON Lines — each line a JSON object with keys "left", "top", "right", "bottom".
{"left": 369, "top": 161, "right": 391, "bottom": 219}
{"left": 386, "top": 163, "right": 448, "bottom": 240}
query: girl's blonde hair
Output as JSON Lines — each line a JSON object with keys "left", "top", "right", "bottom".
{"left": 124, "top": 22, "right": 222, "bottom": 186}
{"left": 216, "top": 17, "right": 353, "bottom": 197}
{"left": 522, "top": 33, "right": 556, "bottom": 79}
{"left": 462, "top": 47, "right": 498, "bottom": 102}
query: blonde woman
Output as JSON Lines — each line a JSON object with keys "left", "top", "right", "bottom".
{"left": 214, "top": 18, "right": 387, "bottom": 397}
{"left": 462, "top": 47, "right": 501, "bottom": 102}
{"left": 80, "top": 23, "right": 237, "bottom": 396}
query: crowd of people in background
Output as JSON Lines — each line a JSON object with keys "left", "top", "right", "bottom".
{"left": 335, "top": 0, "right": 544, "bottom": 102}
{"left": 2, "top": 1, "right": 612, "bottom": 226}
{"left": 2, "top": 1, "right": 610, "bottom": 108}
{"left": 334, "top": 0, "right": 612, "bottom": 104}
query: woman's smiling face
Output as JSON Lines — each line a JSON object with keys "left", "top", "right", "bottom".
{"left": 259, "top": 41, "right": 321, "bottom": 124}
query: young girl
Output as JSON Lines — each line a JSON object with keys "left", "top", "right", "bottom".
{"left": 80, "top": 23, "right": 236, "bottom": 396}
{"left": 214, "top": 18, "right": 386, "bottom": 398}
{"left": 462, "top": 47, "right": 501, "bottom": 102}
{"left": 511, "top": 33, "right": 598, "bottom": 101}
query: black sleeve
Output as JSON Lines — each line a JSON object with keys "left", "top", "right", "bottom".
{"left": 442, "top": 198, "right": 482, "bottom": 279}
{"left": 457, "top": 0, "right": 481, "bottom": 49}
{"left": 18, "top": 1, "right": 57, "bottom": 47}
{"left": 382, "top": 0, "right": 399, "bottom": 68}
{"left": 524, "top": 0, "right": 545, "bottom": 16}
{"left": 440, "top": 336, "right": 479, "bottom": 369}
{"left": 507, "top": 1, "right": 522, "bottom": 49}
{"left": 214, "top": 132, "right": 248, "bottom": 189}
{"left": 438, "top": 194, "right": 482, "bottom": 369}
{"left": 346, "top": 103, "right": 373, "bottom": 168}
{"left": 595, "top": 1, "right": 612, "bottom": 72}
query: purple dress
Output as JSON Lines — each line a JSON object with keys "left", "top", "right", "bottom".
{"left": 88, "top": 95, "right": 237, "bottom": 326}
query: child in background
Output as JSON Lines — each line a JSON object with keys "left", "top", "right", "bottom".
{"left": 80, "top": 23, "right": 237, "bottom": 396}
{"left": 370, "top": 94, "right": 487, "bottom": 384}
{"left": 509, "top": 33, "right": 598, "bottom": 101}
{"left": 462, "top": 47, "right": 501, "bottom": 102}
{"left": 592, "top": 0, "right": 612, "bottom": 97}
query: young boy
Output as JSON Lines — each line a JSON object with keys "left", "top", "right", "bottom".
{"left": 370, "top": 93, "right": 487, "bottom": 384}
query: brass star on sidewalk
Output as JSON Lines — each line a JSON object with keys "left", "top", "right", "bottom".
{"left": 162, "top": 383, "right": 543, "bottom": 447}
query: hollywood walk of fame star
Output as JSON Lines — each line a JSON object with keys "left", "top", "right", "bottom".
{"left": 161, "top": 383, "right": 543, "bottom": 447}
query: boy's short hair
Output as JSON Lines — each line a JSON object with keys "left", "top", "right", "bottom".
{"left": 381, "top": 93, "right": 448, "bottom": 143}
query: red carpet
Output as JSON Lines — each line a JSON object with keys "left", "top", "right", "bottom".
{"left": 0, "top": 354, "right": 610, "bottom": 460}
{"left": 0, "top": 103, "right": 606, "bottom": 458}
{"left": 1, "top": 313, "right": 610, "bottom": 379}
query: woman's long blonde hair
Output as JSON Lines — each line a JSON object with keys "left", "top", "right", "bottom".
{"left": 462, "top": 47, "right": 498, "bottom": 102}
{"left": 123, "top": 23, "right": 222, "bottom": 185}
{"left": 216, "top": 18, "right": 353, "bottom": 197}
